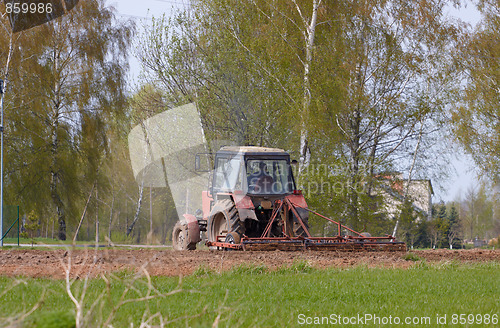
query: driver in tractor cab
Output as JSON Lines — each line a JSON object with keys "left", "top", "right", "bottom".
{"left": 248, "top": 162, "right": 274, "bottom": 194}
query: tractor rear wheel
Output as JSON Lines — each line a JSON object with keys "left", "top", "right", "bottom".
{"left": 208, "top": 199, "right": 244, "bottom": 244}
{"left": 172, "top": 220, "right": 197, "bottom": 250}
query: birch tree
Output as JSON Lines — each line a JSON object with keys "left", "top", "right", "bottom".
{"left": 452, "top": 0, "right": 500, "bottom": 182}
{"left": 1, "top": 0, "right": 134, "bottom": 240}
{"left": 308, "top": 0, "right": 462, "bottom": 230}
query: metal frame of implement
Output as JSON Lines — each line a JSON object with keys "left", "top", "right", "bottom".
{"left": 206, "top": 198, "right": 406, "bottom": 251}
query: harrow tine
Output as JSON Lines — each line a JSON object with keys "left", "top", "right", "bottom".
{"left": 261, "top": 200, "right": 284, "bottom": 238}
{"left": 285, "top": 198, "right": 312, "bottom": 238}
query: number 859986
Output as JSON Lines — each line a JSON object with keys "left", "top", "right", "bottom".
{"left": 4, "top": 2, "right": 53, "bottom": 15}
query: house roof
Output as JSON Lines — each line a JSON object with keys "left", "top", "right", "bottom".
{"left": 376, "top": 172, "right": 434, "bottom": 195}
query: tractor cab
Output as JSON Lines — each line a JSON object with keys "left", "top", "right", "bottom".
{"left": 211, "top": 146, "right": 296, "bottom": 197}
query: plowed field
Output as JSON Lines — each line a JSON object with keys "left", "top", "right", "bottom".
{"left": 0, "top": 248, "right": 498, "bottom": 279}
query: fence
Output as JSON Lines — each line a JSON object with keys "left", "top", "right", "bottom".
{"left": 1, "top": 205, "right": 20, "bottom": 246}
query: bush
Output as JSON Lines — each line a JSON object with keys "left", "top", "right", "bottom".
{"left": 403, "top": 252, "right": 421, "bottom": 261}
{"left": 20, "top": 211, "right": 40, "bottom": 245}
{"left": 488, "top": 237, "right": 499, "bottom": 248}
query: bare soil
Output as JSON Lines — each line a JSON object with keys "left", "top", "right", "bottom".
{"left": 0, "top": 248, "right": 498, "bottom": 279}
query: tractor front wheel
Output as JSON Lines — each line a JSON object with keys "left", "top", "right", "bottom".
{"left": 225, "top": 231, "right": 241, "bottom": 244}
{"left": 172, "top": 220, "right": 197, "bottom": 250}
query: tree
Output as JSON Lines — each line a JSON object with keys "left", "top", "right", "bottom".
{"left": 414, "top": 220, "right": 430, "bottom": 249}
{"left": 427, "top": 220, "right": 439, "bottom": 249}
{"left": 137, "top": 4, "right": 296, "bottom": 148}
{"left": 461, "top": 184, "right": 495, "bottom": 241}
{"left": 452, "top": 0, "right": 500, "bottom": 182}
{"left": 446, "top": 203, "right": 462, "bottom": 249}
{"left": 314, "top": 0, "right": 462, "bottom": 230}
{"left": 1, "top": 0, "right": 134, "bottom": 240}
{"left": 137, "top": 0, "right": 465, "bottom": 234}
{"left": 447, "top": 223, "right": 462, "bottom": 249}
{"left": 461, "top": 186, "right": 477, "bottom": 240}
{"left": 436, "top": 202, "right": 450, "bottom": 248}
{"left": 426, "top": 202, "right": 450, "bottom": 249}
{"left": 20, "top": 210, "right": 40, "bottom": 246}
{"left": 398, "top": 199, "right": 421, "bottom": 249}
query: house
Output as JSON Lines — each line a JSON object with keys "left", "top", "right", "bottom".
{"left": 374, "top": 173, "right": 433, "bottom": 221}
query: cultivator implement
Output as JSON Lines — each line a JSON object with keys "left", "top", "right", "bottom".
{"left": 209, "top": 237, "right": 406, "bottom": 251}
{"left": 206, "top": 198, "right": 406, "bottom": 252}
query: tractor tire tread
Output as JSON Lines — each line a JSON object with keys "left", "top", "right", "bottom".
{"left": 209, "top": 199, "right": 244, "bottom": 242}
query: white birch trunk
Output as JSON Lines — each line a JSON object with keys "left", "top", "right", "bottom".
{"left": 297, "top": 0, "right": 321, "bottom": 177}
{"left": 127, "top": 180, "right": 144, "bottom": 236}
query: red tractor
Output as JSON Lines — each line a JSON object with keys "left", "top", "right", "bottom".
{"left": 173, "top": 146, "right": 405, "bottom": 251}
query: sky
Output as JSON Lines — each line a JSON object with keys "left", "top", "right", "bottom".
{"left": 111, "top": 0, "right": 485, "bottom": 203}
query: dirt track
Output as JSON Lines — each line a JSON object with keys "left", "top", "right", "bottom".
{"left": 0, "top": 248, "right": 498, "bottom": 279}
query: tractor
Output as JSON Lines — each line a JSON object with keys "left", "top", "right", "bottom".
{"left": 172, "top": 146, "right": 405, "bottom": 251}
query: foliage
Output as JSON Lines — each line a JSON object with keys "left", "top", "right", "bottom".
{"left": 137, "top": 0, "right": 464, "bottom": 234}
{"left": 19, "top": 210, "right": 40, "bottom": 244}
{"left": 136, "top": 4, "right": 298, "bottom": 147}
{"left": 0, "top": 1, "right": 169, "bottom": 243}
{"left": 435, "top": 202, "right": 450, "bottom": 248}
{"left": 398, "top": 199, "right": 424, "bottom": 248}
{"left": 0, "top": 0, "right": 496, "bottom": 244}
{"left": 412, "top": 219, "right": 430, "bottom": 249}
{"left": 403, "top": 252, "right": 422, "bottom": 262}
{"left": 309, "top": 0, "right": 461, "bottom": 230}
{"left": 460, "top": 183, "right": 497, "bottom": 241}
{"left": 0, "top": 0, "right": 135, "bottom": 241}
{"left": 446, "top": 203, "right": 463, "bottom": 249}
{"left": 408, "top": 191, "right": 499, "bottom": 250}
{"left": 451, "top": 0, "right": 500, "bottom": 182}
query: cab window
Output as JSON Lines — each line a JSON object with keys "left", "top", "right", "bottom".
{"left": 246, "top": 159, "right": 293, "bottom": 194}
{"left": 213, "top": 156, "right": 242, "bottom": 191}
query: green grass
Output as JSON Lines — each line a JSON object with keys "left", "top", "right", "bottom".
{"left": 403, "top": 252, "right": 422, "bottom": 261}
{"left": 2, "top": 237, "right": 103, "bottom": 245}
{"left": 0, "top": 262, "right": 498, "bottom": 327}
{"left": 1, "top": 237, "right": 173, "bottom": 249}
{"left": 2, "top": 237, "right": 58, "bottom": 244}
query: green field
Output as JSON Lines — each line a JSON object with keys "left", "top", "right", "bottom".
{"left": 0, "top": 261, "right": 499, "bottom": 327}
